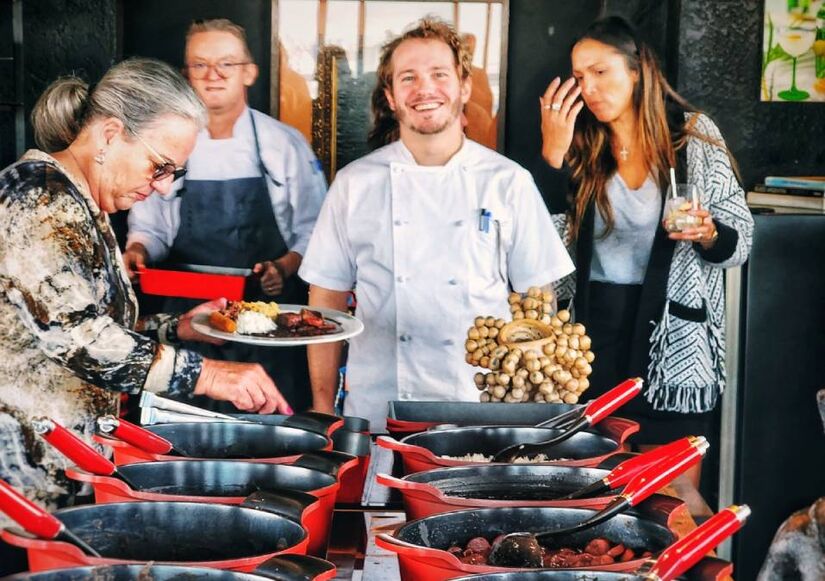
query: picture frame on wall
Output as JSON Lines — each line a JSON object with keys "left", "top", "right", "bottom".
{"left": 760, "top": 0, "right": 825, "bottom": 102}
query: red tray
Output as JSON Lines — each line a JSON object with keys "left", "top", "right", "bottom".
{"left": 138, "top": 266, "right": 246, "bottom": 300}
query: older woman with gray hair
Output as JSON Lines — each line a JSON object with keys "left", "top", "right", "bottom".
{"left": 0, "top": 57, "right": 290, "bottom": 571}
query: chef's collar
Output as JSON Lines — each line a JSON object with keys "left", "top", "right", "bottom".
{"left": 200, "top": 106, "right": 252, "bottom": 140}
{"left": 394, "top": 136, "right": 470, "bottom": 168}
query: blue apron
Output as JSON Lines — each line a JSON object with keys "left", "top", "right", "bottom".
{"left": 165, "top": 111, "right": 310, "bottom": 412}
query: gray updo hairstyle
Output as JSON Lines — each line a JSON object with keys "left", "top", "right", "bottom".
{"left": 32, "top": 57, "right": 207, "bottom": 152}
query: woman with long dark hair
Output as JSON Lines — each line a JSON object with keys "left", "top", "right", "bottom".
{"left": 533, "top": 16, "right": 754, "bottom": 485}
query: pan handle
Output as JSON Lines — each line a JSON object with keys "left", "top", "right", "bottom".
{"left": 374, "top": 473, "right": 443, "bottom": 498}
{"left": 594, "top": 415, "right": 641, "bottom": 445}
{"left": 584, "top": 378, "right": 643, "bottom": 424}
{"left": 375, "top": 435, "right": 436, "bottom": 462}
{"left": 374, "top": 473, "right": 451, "bottom": 507}
{"left": 293, "top": 450, "right": 358, "bottom": 478}
{"left": 648, "top": 505, "right": 750, "bottom": 581}
{"left": 331, "top": 428, "right": 371, "bottom": 457}
{"left": 621, "top": 439, "right": 709, "bottom": 507}
{"left": 241, "top": 489, "right": 320, "bottom": 524}
{"left": 0, "top": 479, "right": 62, "bottom": 540}
{"left": 385, "top": 418, "right": 438, "bottom": 435}
{"left": 374, "top": 533, "right": 465, "bottom": 568}
{"left": 96, "top": 416, "right": 174, "bottom": 455}
{"left": 253, "top": 554, "right": 337, "bottom": 581}
{"left": 282, "top": 412, "right": 344, "bottom": 436}
{"left": 605, "top": 436, "right": 703, "bottom": 490}
{"left": 32, "top": 417, "right": 117, "bottom": 477}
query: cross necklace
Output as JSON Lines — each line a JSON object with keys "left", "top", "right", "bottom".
{"left": 619, "top": 145, "right": 630, "bottom": 161}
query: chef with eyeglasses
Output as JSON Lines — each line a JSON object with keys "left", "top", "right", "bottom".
{"left": 125, "top": 18, "right": 326, "bottom": 413}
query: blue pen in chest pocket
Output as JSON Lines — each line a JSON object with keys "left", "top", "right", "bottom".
{"left": 478, "top": 208, "right": 492, "bottom": 232}
{"left": 478, "top": 208, "right": 506, "bottom": 282}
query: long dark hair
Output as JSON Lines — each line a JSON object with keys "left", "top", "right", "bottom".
{"left": 567, "top": 17, "right": 724, "bottom": 240}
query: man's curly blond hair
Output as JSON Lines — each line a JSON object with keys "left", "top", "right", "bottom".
{"left": 368, "top": 18, "right": 471, "bottom": 149}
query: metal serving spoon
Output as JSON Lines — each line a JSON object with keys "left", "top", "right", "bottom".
{"left": 491, "top": 378, "right": 643, "bottom": 463}
{"left": 487, "top": 439, "right": 709, "bottom": 568}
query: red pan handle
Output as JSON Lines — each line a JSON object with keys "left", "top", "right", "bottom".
{"left": 583, "top": 377, "right": 643, "bottom": 425}
{"left": 33, "top": 417, "right": 117, "bottom": 477}
{"left": 621, "top": 439, "right": 709, "bottom": 506}
{"left": 0, "top": 479, "right": 62, "bottom": 540}
{"left": 649, "top": 505, "right": 751, "bottom": 581}
{"left": 604, "top": 436, "right": 703, "bottom": 489}
{"left": 375, "top": 473, "right": 443, "bottom": 498}
{"left": 375, "top": 533, "right": 465, "bottom": 568}
{"left": 376, "top": 435, "right": 436, "bottom": 460}
{"left": 97, "top": 416, "right": 173, "bottom": 455}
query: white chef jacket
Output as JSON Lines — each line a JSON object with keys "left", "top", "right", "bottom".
{"left": 126, "top": 107, "right": 327, "bottom": 261}
{"left": 299, "top": 139, "right": 575, "bottom": 431}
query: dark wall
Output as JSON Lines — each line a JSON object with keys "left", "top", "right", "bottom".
{"left": 0, "top": 0, "right": 117, "bottom": 169}
{"left": 23, "top": 0, "right": 117, "bottom": 150}
{"left": 504, "top": 0, "right": 679, "bottom": 170}
{"left": 119, "top": 0, "right": 271, "bottom": 114}
{"left": 0, "top": 1, "right": 16, "bottom": 168}
{"left": 677, "top": 0, "right": 825, "bottom": 189}
{"left": 504, "top": 0, "right": 601, "bottom": 169}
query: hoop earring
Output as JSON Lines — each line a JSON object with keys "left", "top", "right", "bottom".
{"left": 94, "top": 149, "right": 106, "bottom": 165}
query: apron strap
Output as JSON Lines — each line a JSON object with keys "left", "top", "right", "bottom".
{"left": 176, "top": 109, "right": 285, "bottom": 195}
{"left": 250, "top": 111, "right": 283, "bottom": 187}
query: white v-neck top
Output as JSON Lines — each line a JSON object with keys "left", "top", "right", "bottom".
{"left": 591, "top": 173, "right": 661, "bottom": 285}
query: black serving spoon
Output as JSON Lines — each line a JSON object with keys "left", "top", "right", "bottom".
{"left": 491, "top": 378, "right": 643, "bottom": 463}
{"left": 487, "top": 439, "right": 709, "bottom": 568}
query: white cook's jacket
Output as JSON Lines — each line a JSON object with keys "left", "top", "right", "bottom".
{"left": 126, "top": 107, "right": 327, "bottom": 261}
{"left": 299, "top": 139, "right": 574, "bottom": 431}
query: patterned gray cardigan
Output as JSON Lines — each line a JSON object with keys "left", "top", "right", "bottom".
{"left": 0, "top": 151, "right": 202, "bottom": 515}
{"left": 536, "top": 113, "right": 754, "bottom": 413}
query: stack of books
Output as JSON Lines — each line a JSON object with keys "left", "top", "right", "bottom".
{"left": 747, "top": 177, "right": 825, "bottom": 211}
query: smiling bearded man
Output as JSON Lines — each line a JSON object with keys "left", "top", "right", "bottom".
{"left": 298, "top": 18, "right": 575, "bottom": 431}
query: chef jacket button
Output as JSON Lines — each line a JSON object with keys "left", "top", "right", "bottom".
{"left": 394, "top": 220, "right": 402, "bottom": 226}
{"left": 455, "top": 220, "right": 464, "bottom": 227}
{"left": 399, "top": 334, "right": 411, "bottom": 342}
{"left": 443, "top": 339, "right": 454, "bottom": 346}
{"left": 396, "top": 275, "right": 404, "bottom": 283}
{"left": 448, "top": 278, "right": 458, "bottom": 285}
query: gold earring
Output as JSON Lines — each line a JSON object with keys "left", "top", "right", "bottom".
{"left": 94, "top": 149, "right": 106, "bottom": 165}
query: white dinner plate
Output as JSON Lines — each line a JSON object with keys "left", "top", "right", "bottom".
{"left": 190, "top": 304, "right": 364, "bottom": 347}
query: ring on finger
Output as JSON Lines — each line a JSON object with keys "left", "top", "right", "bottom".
{"left": 551, "top": 102, "right": 562, "bottom": 111}
{"left": 542, "top": 104, "right": 553, "bottom": 110}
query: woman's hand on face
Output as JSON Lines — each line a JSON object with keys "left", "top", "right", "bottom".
{"left": 195, "top": 358, "right": 293, "bottom": 414}
{"left": 540, "top": 76, "right": 584, "bottom": 169}
{"left": 667, "top": 208, "right": 718, "bottom": 249}
{"left": 178, "top": 297, "right": 227, "bottom": 345}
